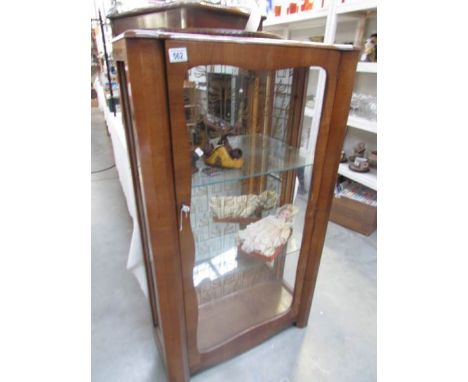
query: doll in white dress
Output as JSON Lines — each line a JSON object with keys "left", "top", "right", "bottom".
{"left": 237, "top": 204, "right": 298, "bottom": 258}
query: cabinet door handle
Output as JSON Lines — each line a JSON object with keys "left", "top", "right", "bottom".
{"left": 179, "top": 204, "right": 191, "bottom": 231}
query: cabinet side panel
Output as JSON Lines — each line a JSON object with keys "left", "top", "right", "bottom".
{"left": 295, "top": 50, "right": 360, "bottom": 326}
{"left": 125, "top": 38, "right": 190, "bottom": 382}
{"left": 116, "top": 60, "right": 160, "bottom": 328}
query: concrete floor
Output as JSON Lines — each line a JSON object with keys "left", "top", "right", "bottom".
{"left": 91, "top": 108, "right": 377, "bottom": 382}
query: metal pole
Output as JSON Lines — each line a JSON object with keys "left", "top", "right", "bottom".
{"left": 98, "top": 9, "right": 116, "bottom": 116}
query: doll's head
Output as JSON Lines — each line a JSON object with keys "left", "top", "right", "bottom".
{"left": 277, "top": 204, "right": 299, "bottom": 223}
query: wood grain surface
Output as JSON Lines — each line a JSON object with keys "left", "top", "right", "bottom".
{"left": 114, "top": 34, "right": 359, "bottom": 380}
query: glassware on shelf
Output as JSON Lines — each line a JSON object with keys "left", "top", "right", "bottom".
{"left": 366, "top": 96, "right": 377, "bottom": 121}
{"left": 350, "top": 92, "right": 361, "bottom": 115}
{"left": 350, "top": 92, "right": 377, "bottom": 121}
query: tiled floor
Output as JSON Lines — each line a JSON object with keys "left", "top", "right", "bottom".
{"left": 91, "top": 108, "right": 376, "bottom": 382}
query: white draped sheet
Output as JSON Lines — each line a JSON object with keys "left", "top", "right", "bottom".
{"left": 95, "top": 78, "right": 148, "bottom": 297}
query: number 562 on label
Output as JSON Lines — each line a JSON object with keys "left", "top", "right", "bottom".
{"left": 168, "top": 47, "right": 188, "bottom": 63}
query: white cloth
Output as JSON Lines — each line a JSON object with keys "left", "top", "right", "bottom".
{"left": 95, "top": 78, "right": 148, "bottom": 298}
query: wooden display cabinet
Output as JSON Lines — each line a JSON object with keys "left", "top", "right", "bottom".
{"left": 107, "top": 2, "right": 266, "bottom": 37}
{"left": 113, "top": 29, "right": 359, "bottom": 381}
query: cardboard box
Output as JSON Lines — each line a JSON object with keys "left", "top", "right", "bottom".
{"left": 329, "top": 195, "right": 377, "bottom": 236}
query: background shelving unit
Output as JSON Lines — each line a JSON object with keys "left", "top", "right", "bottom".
{"left": 347, "top": 115, "right": 377, "bottom": 134}
{"left": 335, "top": 0, "right": 377, "bottom": 14}
{"left": 357, "top": 62, "right": 377, "bottom": 73}
{"left": 264, "top": 0, "right": 377, "bottom": 189}
{"left": 338, "top": 162, "right": 376, "bottom": 190}
{"left": 263, "top": 7, "right": 329, "bottom": 28}
{"left": 264, "top": 0, "right": 377, "bottom": 233}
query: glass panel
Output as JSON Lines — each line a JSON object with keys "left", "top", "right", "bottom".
{"left": 191, "top": 135, "right": 313, "bottom": 188}
{"left": 184, "top": 65, "right": 324, "bottom": 352}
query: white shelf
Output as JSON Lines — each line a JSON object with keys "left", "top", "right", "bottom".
{"left": 347, "top": 115, "right": 377, "bottom": 133}
{"left": 263, "top": 8, "right": 328, "bottom": 28}
{"left": 336, "top": 0, "right": 377, "bottom": 14}
{"left": 264, "top": 0, "right": 378, "bottom": 192}
{"left": 357, "top": 62, "right": 377, "bottom": 73}
{"left": 338, "top": 163, "right": 377, "bottom": 190}
{"left": 304, "top": 106, "right": 315, "bottom": 117}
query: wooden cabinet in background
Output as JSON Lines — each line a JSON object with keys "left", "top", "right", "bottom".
{"left": 108, "top": 2, "right": 266, "bottom": 36}
{"left": 330, "top": 196, "right": 377, "bottom": 235}
{"left": 113, "top": 29, "right": 359, "bottom": 382}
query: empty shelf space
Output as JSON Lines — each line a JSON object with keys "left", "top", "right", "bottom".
{"left": 197, "top": 279, "right": 292, "bottom": 351}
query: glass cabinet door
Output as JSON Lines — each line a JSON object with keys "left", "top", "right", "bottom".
{"left": 180, "top": 64, "right": 324, "bottom": 352}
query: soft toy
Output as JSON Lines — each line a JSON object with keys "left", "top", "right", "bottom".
{"left": 203, "top": 134, "right": 244, "bottom": 169}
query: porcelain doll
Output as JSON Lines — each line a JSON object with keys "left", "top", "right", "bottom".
{"left": 237, "top": 204, "right": 298, "bottom": 258}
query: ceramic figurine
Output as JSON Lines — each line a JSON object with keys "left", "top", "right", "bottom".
{"left": 349, "top": 157, "right": 370, "bottom": 173}
{"left": 203, "top": 134, "right": 244, "bottom": 169}
{"left": 360, "top": 33, "right": 377, "bottom": 62}
{"left": 349, "top": 142, "right": 367, "bottom": 162}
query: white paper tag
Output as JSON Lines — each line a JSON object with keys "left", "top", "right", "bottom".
{"left": 194, "top": 147, "right": 204, "bottom": 157}
{"left": 168, "top": 47, "right": 188, "bottom": 63}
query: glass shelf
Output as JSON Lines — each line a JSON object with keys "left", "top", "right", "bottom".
{"left": 192, "top": 134, "right": 313, "bottom": 188}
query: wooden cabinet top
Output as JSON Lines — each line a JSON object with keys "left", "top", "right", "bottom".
{"left": 107, "top": 1, "right": 259, "bottom": 20}
{"left": 113, "top": 28, "right": 358, "bottom": 52}
{"left": 107, "top": 1, "right": 266, "bottom": 36}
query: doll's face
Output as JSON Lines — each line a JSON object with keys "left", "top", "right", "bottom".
{"left": 278, "top": 209, "right": 289, "bottom": 220}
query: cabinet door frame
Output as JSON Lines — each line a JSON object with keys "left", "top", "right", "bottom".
{"left": 114, "top": 37, "right": 191, "bottom": 382}
{"left": 163, "top": 38, "right": 359, "bottom": 372}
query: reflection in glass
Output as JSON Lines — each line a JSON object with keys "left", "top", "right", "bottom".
{"left": 184, "top": 65, "right": 324, "bottom": 351}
